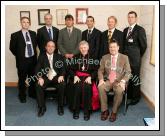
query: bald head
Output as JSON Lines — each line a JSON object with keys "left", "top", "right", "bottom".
{"left": 45, "top": 41, "right": 55, "bottom": 55}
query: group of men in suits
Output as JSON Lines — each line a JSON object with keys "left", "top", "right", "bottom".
{"left": 9, "top": 10, "right": 147, "bottom": 122}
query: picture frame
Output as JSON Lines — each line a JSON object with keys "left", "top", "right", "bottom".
{"left": 150, "top": 7, "right": 155, "bottom": 66}
{"left": 76, "top": 8, "right": 88, "bottom": 24}
{"left": 20, "top": 11, "right": 30, "bottom": 21}
{"left": 56, "top": 9, "right": 68, "bottom": 25}
{"left": 38, "top": 9, "right": 50, "bottom": 25}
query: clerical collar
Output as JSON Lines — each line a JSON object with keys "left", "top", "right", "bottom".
{"left": 81, "top": 53, "right": 89, "bottom": 58}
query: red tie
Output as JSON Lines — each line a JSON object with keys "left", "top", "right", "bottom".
{"left": 109, "top": 56, "right": 116, "bottom": 83}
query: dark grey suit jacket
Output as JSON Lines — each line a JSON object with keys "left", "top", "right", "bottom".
{"left": 57, "top": 27, "right": 82, "bottom": 56}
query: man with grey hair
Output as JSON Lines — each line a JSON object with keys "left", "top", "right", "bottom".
{"left": 69, "top": 40, "right": 100, "bottom": 121}
{"left": 37, "top": 13, "right": 59, "bottom": 54}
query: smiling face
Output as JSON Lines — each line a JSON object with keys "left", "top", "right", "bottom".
{"left": 20, "top": 18, "right": 30, "bottom": 30}
{"left": 79, "top": 43, "right": 89, "bottom": 56}
{"left": 109, "top": 42, "right": 119, "bottom": 56}
{"left": 45, "top": 41, "right": 55, "bottom": 55}
{"left": 107, "top": 17, "right": 117, "bottom": 30}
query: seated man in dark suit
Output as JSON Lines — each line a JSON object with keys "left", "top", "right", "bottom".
{"left": 82, "top": 16, "right": 101, "bottom": 59}
{"left": 37, "top": 13, "right": 59, "bottom": 54}
{"left": 35, "top": 41, "right": 66, "bottom": 117}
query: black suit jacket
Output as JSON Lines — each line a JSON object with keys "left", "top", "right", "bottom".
{"left": 99, "top": 29, "right": 123, "bottom": 59}
{"left": 123, "top": 24, "right": 147, "bottom": 67}
{"left": 37, "top": 26, "right": 59, "bottom": 53}
{"left": 82, "top": 28, "right": 101, "bottom": 59}
{"left": 35, "top": 53, "right": 66, "bottom": 79}
{"left": 9, "top": 30, "right": 37, "bottom": 69}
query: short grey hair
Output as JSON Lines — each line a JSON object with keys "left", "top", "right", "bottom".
{"left": 79, "top": 40, "right": 89, "bottom": 48}
{"left": 44, "top": 13, "right": 52, "bottom": 19}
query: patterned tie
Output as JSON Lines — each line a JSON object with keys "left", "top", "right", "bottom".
{"left": 127, "top": 27, "right": 132, "bottom": 39}
{"left": 87, "top": 30, "right": 91, "bottom": 40}
{"left": 48, "top": 55, "right": 57, "bottom": 80}
{"left": 109, "top": 56, "right": 116, "bottom": 83}
{"left": 25, "top": 32, "right": 33, "bottom": 57}
{"left": 108, "top": 30, "right": 112, "bottom": 43}
{"left": 48, "top": 28, "right": 52, "bottom": 40}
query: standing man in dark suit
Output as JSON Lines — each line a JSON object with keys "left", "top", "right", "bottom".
{"left": 37, "top": 13, "right": 59, "bottom": 54}
{"left": 99, "top": 16, "right": 123, "bottom": 59}
{"left": 35, "top": 41, "right": 66, "bottom": 117}
{"left": 82, "top": 16, "right": 101, "bottom": 59}
{"left": 123, "top": 11, "right": 147, "bottom": 105}
{"left": 9, "top": 17, "right": 37, "bottom": 103}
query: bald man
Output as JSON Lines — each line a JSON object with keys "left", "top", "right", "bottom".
{"left": 35, "top": 41, "right": 66, "bottom": 117}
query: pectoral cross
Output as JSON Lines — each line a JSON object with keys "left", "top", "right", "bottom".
{"left": 82, "top": 65, "right": 85, "bottom": 71}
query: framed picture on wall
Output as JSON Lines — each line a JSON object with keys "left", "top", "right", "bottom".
{"left": 38, "top": 9, "right": 50, "bottom": 25}
{"left": 76, "top": 8, "right": 88, "bottom": 24}
{"left": 20, "top": 11, "right": 30, "bottom": 21}
{"left": 56, "top": 9, "right": 68, "bottom": 25}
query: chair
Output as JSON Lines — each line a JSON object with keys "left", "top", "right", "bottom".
{"left": 44, "top": 85, "right": 57, "bottom": 100}
{"left": 107, "top": 83, "right": 128, "bottom": 115}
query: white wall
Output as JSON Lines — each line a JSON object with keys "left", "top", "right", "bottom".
{"left": 139, "top": 5, "right": 155, "bottom": 104}
{"left": 5, "top": 5, "right": 155, "bottom": 104}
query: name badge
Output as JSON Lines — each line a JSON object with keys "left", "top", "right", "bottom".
{"left": 128, "top": 38, "right": 133, "bottom": 43}
{"left": 26, "top": 41, "right": 31, "bottom": 45}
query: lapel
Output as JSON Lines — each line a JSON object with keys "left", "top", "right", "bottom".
{"left": 52, "top": 27, "right": 56, "bottom": 40}
{"left": 19, "top": 30, "right": 26, "bottom": 47}
{"left": 44, "top": 53, "right": 50, "bottom": 68}
{"left": 112, "top": 29, "right": 117, "bottom": 39}
{"left": 131, "top": 24, "right": 138, "bottom": 35}
{"left": 89, "top": 28, "right": 96, "bottom": 40}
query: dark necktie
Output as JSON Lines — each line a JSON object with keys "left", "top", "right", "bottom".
{"left": 127, "top": 27, "right": 132, "bottom": 39}
{"left": 48, "top": 28, "right": 52, "bottom": 40}
{"left": 87, "top": 30, "right": 91, "bottom": 40}
{"left": 25, "top": 32, "right": 33, "bottom": 57}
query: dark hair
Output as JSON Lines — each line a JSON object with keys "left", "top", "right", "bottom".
{"left": 109, "top": 39, "right": 119, "bottom": 46}
{"left": 65, "top": 14, "right": 74, "bottom": 20}
{"left": 128, "top": 11, "right": 137, "bottom": 17}
{"left": 20, "top": 17, "right": 30, "bottom": 22}
{"left": 87, "top": 16, "right": 94, "bottom": 22}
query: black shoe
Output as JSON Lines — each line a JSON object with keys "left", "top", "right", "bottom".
{"left": 38, "top": 107, "right": 46, "bottom": 117}
{"left": 73, "top": 111, "right": 79, "bottom": 119}
{"left": 58, "top": 106, "right": 64, "bottom": 116}
{"left": 19, "top": 97, "right": 26, "bottom": 103}
{"left": 84, "top": 111, "right": 90, "bottom": 121}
